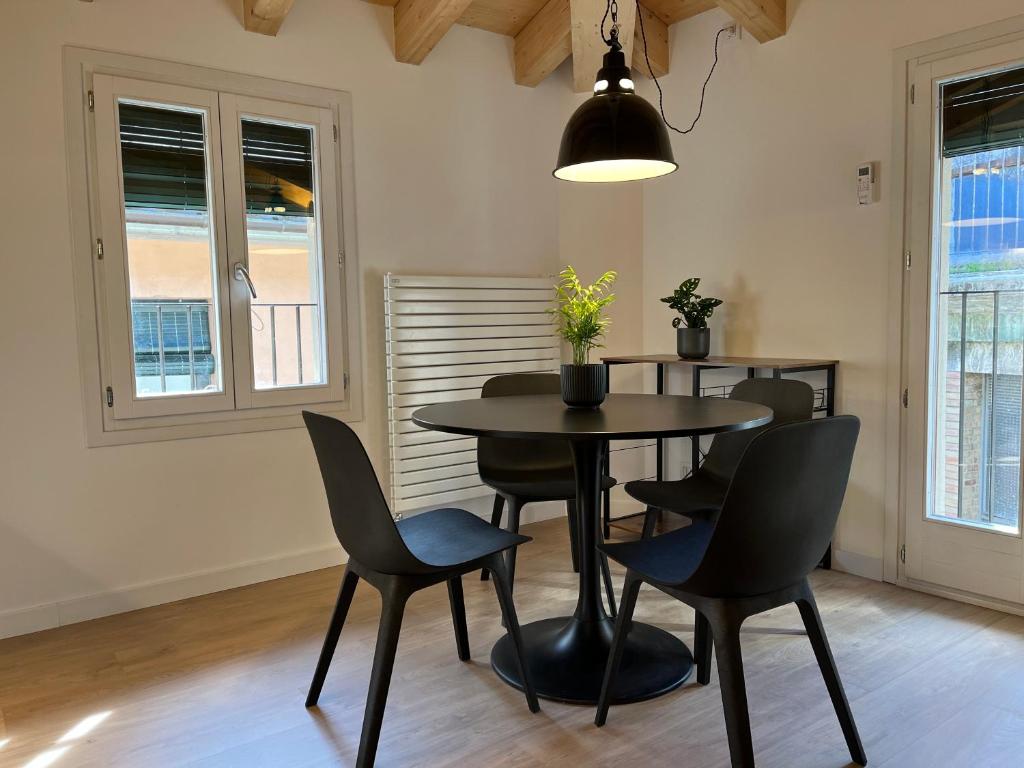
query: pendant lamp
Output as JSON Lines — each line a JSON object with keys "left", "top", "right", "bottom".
{"left": 264, "top": 183, "right": 288, "bottom": 214}
{"left": 554, "top": 19, "right": 677, "bottom": 183}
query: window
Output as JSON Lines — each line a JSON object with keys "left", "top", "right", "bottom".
{"left": 928, "top": 66, "right": 1024, "bottom": 534}
{"left": 64, "top": 50, "right": 361, "bottom": 444}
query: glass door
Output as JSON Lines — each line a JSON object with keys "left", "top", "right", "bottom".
{"left": 904, "top": 41, "right": 1024, "bottom": 604}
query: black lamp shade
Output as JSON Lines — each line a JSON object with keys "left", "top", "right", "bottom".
{"left": 554, "top": 92, "right": 677, "bottom": 182}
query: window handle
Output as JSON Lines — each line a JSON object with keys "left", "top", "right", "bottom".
{"left": 233, "top": 262, "right": 257, "bottom": 299}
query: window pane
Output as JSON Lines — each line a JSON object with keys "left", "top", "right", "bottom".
{"left": 240, "top": 118, "right": 326, "bottom": 389}
{"left": 119, "top": 102, "right": 224, "bottom": 397}
{"left": 930, "top": 80, "right": 1024, "bottom": 532}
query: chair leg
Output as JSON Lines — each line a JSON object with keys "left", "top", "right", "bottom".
{"left": 796, "top": 586, "right": 868, "bottom": 766}
{"left": 356, "top": 580, "right": 410, "bottom": 768}
{"left": 602, "top": 486, "right": 612, "bottom": 540}
{"left": 488, "top": 554, "right": 540, "bottom": 713}
{"left": 306, "top": 567, "right": 359, "bottom": 707}
{"left": 504, "top": 497, "right": 524, "bottom": 595}
{"left": 694, "top": 609, "right": 713, "bottom": 686}
{"left": 480, "top": 494, "right": 505, "bottom": 582}
{"left": 709, "top": 612, "right": 755, "bottom": 768}
{"left": 600, "top": 553, "right": 617, "bottom": 618}
{"left": 602, "top": 439, "right": 612, "bottom": 540}
{"left": 447, "top": 575, "right": 471, "bottom": 662}
{"left": 641, "top": 506, "right": 659, "bottom": 539}
{"left": 595, "top": 574, "right": 642, "bottom": 726}
{"left": 566, "top": 500, "right": 581, "bottom": 573}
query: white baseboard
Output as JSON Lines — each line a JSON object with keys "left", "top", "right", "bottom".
{"left": 0, "top": 544, "right": 345, "bottom": 641}
{"left": 898, "top": 576, "right": 1024, "bottom": 618}
{"left": 0, "top": 499, "right": 571, "bottom": 642}
{"left": 831, "top": 548, "right": 884, "bottom": 581}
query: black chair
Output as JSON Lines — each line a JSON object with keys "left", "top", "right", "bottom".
{"left": 478, "top": 373, "right": 617, "bottom": 613}
{"left": 626, "top": 378, "right": 814, "bottom": 536}
{"left": 302, "top": 412, "right": 539, "bottom": 768}
{"left": 596, "top": 416, "right": 866, "bottom": 768}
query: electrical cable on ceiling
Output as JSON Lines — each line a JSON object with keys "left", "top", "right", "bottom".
{"left": 635, "top": 0, "right": 727, "bottom": 135}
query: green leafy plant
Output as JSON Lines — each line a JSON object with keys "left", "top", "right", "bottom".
{"left": 661, "top": 277, "right": 722, "bottom": 329}
{"left": 552, "top": 265, "right": 617, "bottom": 366}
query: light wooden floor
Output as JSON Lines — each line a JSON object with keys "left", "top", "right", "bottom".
{"left": 3, "top": 518, "right": 1024, "bottom": 768}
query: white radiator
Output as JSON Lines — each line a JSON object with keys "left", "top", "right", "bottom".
{"left": 385, "top": 274, "right": 559, "bottom": 514}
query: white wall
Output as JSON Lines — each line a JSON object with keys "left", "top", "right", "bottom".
{"left": 7, "top": 0, "right": 1020, "bottom": 637}
{"left": 0, "top": 0, "right": 574, "bottom": 635}
{"left": 642, "top": 0, "right": 1024, "bottom": 576}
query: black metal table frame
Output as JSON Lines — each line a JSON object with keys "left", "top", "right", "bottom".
{"left": 602, "top": 360, "right": 838, "bottom": 568}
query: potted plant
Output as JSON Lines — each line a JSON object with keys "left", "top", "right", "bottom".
{"left": 552, "top": 265, "right": 616, "bottom": 408}
{"left": 661, "top": 278, "right": 722, "bottom": 360}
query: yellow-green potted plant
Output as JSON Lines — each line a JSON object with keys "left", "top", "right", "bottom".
{"left": 552, "top": 265, "right": 616, "bottom": 408}
{"left": 661, "top": 278, "right": 722, "bottom": 360}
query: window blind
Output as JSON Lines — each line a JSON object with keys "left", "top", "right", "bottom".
{"left": 119, "top": 103, "right": 208, "bottom": 211}
{"left": 117, "top": 104, "right": 315, "bottom": 216}
{"left": 943, "top": 66, "right": 1024, "bottom": 158}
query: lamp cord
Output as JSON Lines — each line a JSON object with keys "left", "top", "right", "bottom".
{"left": 601, "top": 0, "right": 620, "bottom": 47}
{"left": 636, "top": 1, "right": 726, "bottom": 135}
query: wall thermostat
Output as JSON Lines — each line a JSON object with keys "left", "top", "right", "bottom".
{"left": 858, "top": 163, "right": 877, "bottom": 205}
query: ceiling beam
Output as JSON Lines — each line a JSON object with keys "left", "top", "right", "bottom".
{"left": 459, "top": 0, "right": 552, "bottom": 38}
{"left": 643, "top": 0, "right": 717, "bottom": 25}
{"left": 394, "top": 0, "right": 477, "bottom": 64}
{"left": 715, "top": 0, "right": 786, "bottom": 43}
{"left": 514, "top": 0, "right": 572, "bottom": 87}
{"left": 570, "top": 0, "right": 636, "bottom": 94}
{"left": 241, "top": 0, "right": 295, "bottom": 36}
{"left": 632, "top": 4, "right": 669, "bottom": 78}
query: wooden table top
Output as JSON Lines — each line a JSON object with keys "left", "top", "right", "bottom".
{"left": 601, "top": 354, "right": 838, "bottom": 370}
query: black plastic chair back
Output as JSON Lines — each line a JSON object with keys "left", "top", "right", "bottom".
{"left": 686, "top": 416, "right": 860, "bottom": 597}
{"left": 303, "top": 411, "right": 423, "bottom": 575}
{"left": 701, "top": 378, "right": 815, "bottom": 483}
{"left": 477, "top": 374, "right": 573, "bottom": 478}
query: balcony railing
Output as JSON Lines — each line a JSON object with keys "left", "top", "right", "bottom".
{"left": 131, "top": 300, "right": 214, "bottom": 393}
{"left": 132, "top": 300, "right": 320, "bottom": 393}
{"left": 250, "top": 302, "right": 321, "bottom": 388}
{"left": 937, "top": 287, "right": 1022, "bottom": 529}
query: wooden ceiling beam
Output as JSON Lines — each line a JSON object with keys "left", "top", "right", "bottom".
{"left": 394, "top": 0, "right": 477, "bottom": 64}
{"left": 642, "top": 0, "right": 717, "bottom": 26}
{"left": 715, "top": 0, "right": 786, "bottom": 43}
{"left": 241, "top": 0, "right": 295, "bottom": 36}
{"left": 570, "top": 0, "right": 636, "bottom": 93}
{"left": 514, "top": 0, "right": 572, "bottom": 87}
{"left": 458, "top": 0, "right": 551, "bottom": 38}
{"left": 632, "top": 4, "right": 669, "bottom": 78}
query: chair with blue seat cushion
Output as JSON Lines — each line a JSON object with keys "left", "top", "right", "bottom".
{"left": 596, "top": 416, "right": 866, "bottom": 768}
{"left": 302, "top": 411, "right": 538, "bottom": 768}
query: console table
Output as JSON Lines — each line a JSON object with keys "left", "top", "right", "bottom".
{"left": 600, "top": 355, "right": 839, "bottom": 567}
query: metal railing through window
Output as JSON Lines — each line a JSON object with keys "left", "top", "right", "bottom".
{"left": 938, "top": 287, "right": 1023, "bottom": 528}
{"left": 250, "top": 302, "right": 321, "bottom": 387}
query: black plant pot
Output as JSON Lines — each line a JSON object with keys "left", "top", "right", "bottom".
{"left": 677, "top": 327, "right": 710, "bottom": 360}
{"left": 560, "top": 363, "right": 607, "bottom": 409}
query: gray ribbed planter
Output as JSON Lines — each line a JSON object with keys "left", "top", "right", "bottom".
{"left": 560, "top": 363, "right": 607, "bottom": 409}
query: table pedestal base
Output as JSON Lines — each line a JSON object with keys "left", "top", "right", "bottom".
{"left": 491, "top": 615, "right": 692, "bottom": 705}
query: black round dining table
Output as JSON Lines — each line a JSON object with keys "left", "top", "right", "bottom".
{"left": 412, "top": 392, "right": 772, "bottom": 705}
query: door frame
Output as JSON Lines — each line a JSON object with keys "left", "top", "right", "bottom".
{"left": 888, "top": 13, "right": 1024, "bottom": 614}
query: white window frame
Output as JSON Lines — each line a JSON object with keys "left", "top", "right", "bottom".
{"left": 92, "top": 76, "right": 238, "bottom": 420}
{"left": 63, "top": 47, "right": 363, "bottom": 446}
{"left": 220, "top": 94, "right": 347, "bottom": 410}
